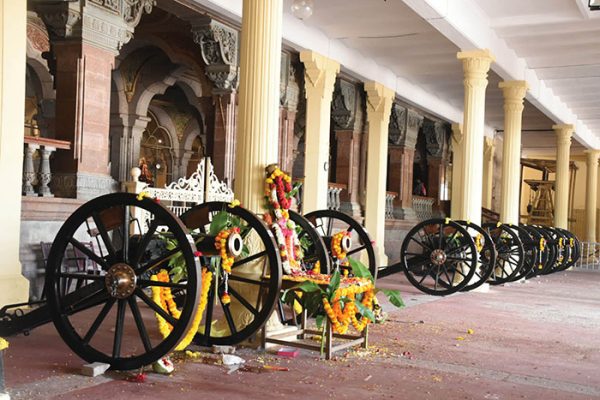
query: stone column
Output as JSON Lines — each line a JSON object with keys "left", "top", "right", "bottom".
{"left": 191, "top": 16, "right": 239, "bottom": 185}
{"left": 331, "top": 78, "right": 360, "bottom": 216}
{"left": 0, "top": 0, "right": 30, "bottom": 303}
{"left": 36, "top": 1, "right": 153, "bottom": 199}
{"left": 388, "top": 105, "right": 422, "bottom": 220}
{"left": 585, "top": 150, "right": 600, "bottom": 241}
{"left": 499, "top": 81, "right": 528, "bottom": 224}
{"left": 553, "top": 124, "right": 574, "bottom": 229}
{"left": 300, "top": 51, "right": 340, "bottom": 212}
{"left": 482, "top": 136, "right": 495, "bottom": 210}
{"left": 110, "top": 114, "right": 150, "bottom": 183}
{"left": 450, "top": 123, "right": 463, "bottom": 219}
{"left": 456, "top": 49, "right": 495, "bottom": 225}
{"left": 234, "top": 0, "right": 283, "bottom": 212}
{"left": 279, "top": 52, "right": 300, "bottom": 174}
{"left": 364, "top": 82, "right": 395, "bottom": 265}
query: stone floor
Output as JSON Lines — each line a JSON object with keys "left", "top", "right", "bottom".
{"left": 3, "top": 270, "right": 600, "bottom": 399}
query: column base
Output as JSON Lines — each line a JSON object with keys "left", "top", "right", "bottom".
{"left": 394, "top": 206, "right": 418, "bottom": 221}
{"left": 339, "top": 201, "right": 362, "bottom": 218}
{"left": 51, "top": 173, "right": 119, "bottom": 200}
{"left": 0, "top": 272, "right": 30, "bottom": 305}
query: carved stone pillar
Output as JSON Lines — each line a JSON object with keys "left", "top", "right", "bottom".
{"left": 279, "top": 52, "right": 300, "bottom": 174}
{"left": 482, "top": 136, "right": 495, "bottom": 210}
{"left": 364, "top": 82, "right": 395, "bottom": 265}
{"left": 110, "top": 113, "right": 150, "bottom": 183}
{"left": 191, "top": 16, "right": 239, "bottom": 184}
{"left": 300, "top": 50, "right": 339, "bottom": 212}
{"left": 387, "top": 105, "right": 422, "bottom": 220}
{"left": 553, "top": 124, "right": 574, "bottom": 229}
{"left": 585, "top": 150, "right": 600, "bottom": 242}
{"left": 423, "top": 119, "right": 448, "bottom": 206}
{"left": 331, "top": 78, "right": 361, "bottom": 216}
{"left": 450, "top": 123, "right": 463, "bottom": 219}
{"left": 35, "top": 0, "right": 153, "bottom": 198}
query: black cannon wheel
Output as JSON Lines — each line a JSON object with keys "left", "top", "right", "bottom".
{"left": 400, "top": 218, "right": 477, "bottom": 296}
{"left": 510, "top": 225, "right": 538, "bottom": 281}
{"left": 46, "top": 193, "right": 200, "bottom": 371}
{"left": 180, "top": 202, "right": 282, "bottom": 346}
{"left": 455, "top": 221, "right": 496, "bottom": 292}
{"left": 540, "top": 227, "right": 567, "bottom": 274}
{"left": 288, "top": 210, "right": 332, "bottom": 274}
{"left": 482, "top": 223, "right": 525, "bottom": 285}
{"left": 304, "top": 209, "right": 378, "bottom": 279}
{"left": 555, "top": 228, "right": 580, "bottom": 271}
{"left": 521, "top": 225, "right": 549, "bottom": 278}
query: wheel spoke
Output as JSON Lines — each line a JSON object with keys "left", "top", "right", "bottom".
{"left": 228, "top": 286, "right": 259, "bottom": 316}
{"left": 69, "top": 238, "right": 109, "bottom": 270}
{"left": 82, "top": 298, "right": 116, "bottom": 345}
{"left": 409, "top": 236, "right": 431, "bottom": 252}
{"left": 60, "top": 281, "right": 105, "bottom": 313}
{"left": 220, "top": 300, "right": 238, "bottom": 335}
{"left": 438, "top": 223, "right": 444, "bottom": 249}
{"left": 122, "top": 206, "right": 130, "bottom": 264}
{"left": 128, "top": 297, "right": 152, "bottom": 352}
{"left": 136, "top": 247, "right": 181, "bottom": 275}
{"left": 131, "top": 217, "right": 159, "bottom": 268}
{"left": 228, "top": 274, "right": 266, "bottom": 286}
{"left": 418, "top": 263, "right": 437, "bottom": 284}
{"left": 92, "top": 211, "right": 117, "bottom": 264}
{"left": 232, "top": 251, "right": 267, "bottom": 269}
{"left": 134, "top": 287, "right": 178, "bottom": 326}
{"left": 347, "top": 245, "right": 367, "bottom": 256}
{"left": 203, "top": 287, "right": 215, "bottom": 338}
{"left": 112, "top": 299, "right": 126, "bottom": 358}
{"left": 137, "top": 279, "right": 188, "bottom": 289}
{"left": 57, "top": 272, "right": 104, "bottom": 281}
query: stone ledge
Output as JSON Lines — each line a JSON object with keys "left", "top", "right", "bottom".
{"left": 21, "top": 197, "right": 84, "bottom": 221}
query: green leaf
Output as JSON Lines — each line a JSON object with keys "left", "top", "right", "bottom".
{"left": 349, "top": 257, "right": 374, "bottom": 282}
{"left": 380, "top": 288, "right": 405, "bottom": 308}
{"left": 316, "top": 314, "right": 325, "bottom": 329}
{"left": 209, "top": 211, "right": 230, "bottom": 235}
{"left": 288, "top": 280, "right": 323, "bottom": 294}
{"left": 327, "top": 270, "right": 341, "bottom": 300}
{"left": 354, "top": 300, "right": 376, "bottom": 322}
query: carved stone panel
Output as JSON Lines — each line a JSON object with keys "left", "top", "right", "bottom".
{"left": 423, "top": 119, "right": 448, "bottom": 158}
{"left": 388, "top": 103, "right": 406, "bottom": 145}
{"left": 331, "top": 79, "right": 356, "bottom": 130}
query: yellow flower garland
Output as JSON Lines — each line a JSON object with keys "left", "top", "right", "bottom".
{"left": 322, "top": 282, "right": 374, "bottom": 334}
{"left": 151, "top": 268, "right": 213, "bottom": 351}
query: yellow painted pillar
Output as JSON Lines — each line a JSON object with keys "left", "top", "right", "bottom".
{"left": 450, "top": 123, "right": 464, "bottom": 219}
{"left": 300, "top": 51, "right": 339, "bottom": 212}
{"left": 234, "top": 0, "right": 283, "bottom": 212}
{"left": 499, "top": 81, "right": 528, "bottom": 224}
{"left": 456, "top": 49, "right": 495, "bottom": 225}
{"left": 482, "top": 136, "right": 495, "bottom": 210}
{"left": 553, "top": 124, "right": 573, "bottom": 229}
{"left": 364, "top": 82, "right": 395, "bottom": 266}
{"left": 584, "top": 150, "right": 600, "bottom": 241}
{"left": 0, "top": 0, "right": 30, "bottom": 303}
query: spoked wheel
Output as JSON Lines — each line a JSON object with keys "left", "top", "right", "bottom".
{"left": 555, "top": 228, "right": 579, "bottom": 271}
{"left": 46, "top": 193, "right": 200, "bottom": 370}
{"left": 288, "top": 210, "right": 332, "bottom": 274}
{"left": 482, "top": 223, "right": 525, "bottom": 285}
{"left": 304, "top": 209, "right": 378, "bottom": 279}
{"left": 180, "top": 202, "right": 282, "bottom": 346}
{"left": 509, "top": 225, "right": 538, "bottom": 281}
{"left": 521, "top": 225, "right": 549, "bottom": 278}
{"left": 455, "top": 221, "right": 497, "bottom": 292}
{"left": 540, "top": 227, "right": 566, "bottom": 274}
{"left": 400, "top": 218, "right": 477, "bottom": 296}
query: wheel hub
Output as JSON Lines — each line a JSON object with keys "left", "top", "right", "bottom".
{"left": 430, "top": 249, "right": 447, "bottom": 266}
{"left": 105, "top": 263, "right": 137, "bottom": 299}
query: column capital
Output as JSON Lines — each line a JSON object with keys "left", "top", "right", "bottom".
{"left": 499, "top": 80, "right": 528, "bottom": 112}
{"left": 364, "top": 81, "right": 395, "bottom": 124}
{"left": 553, "top": 124, "right": 574, "bottom": 146}
{"left": 584, "top": 149, "right": 600, "bottom": 163}
{"left": 457, "top": 49, "right": 495, "bottom": 83}
{"left": 451, "top": 123, "right": 463, "bottom": 145}
{"left": 190, "top": 15, "right": 239, "bottom": 93}
{"left": 300, "top": 50, "right": 340, "bottom": 100}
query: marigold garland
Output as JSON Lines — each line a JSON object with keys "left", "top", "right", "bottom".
{"left": 214, "top": 227, "right": 240, "bottom": 304}
{"left": 151, "top": 267, "right": 213, "bottom": 351}
{"left": 322, "top": 282, "right": 374, "bottom": 334}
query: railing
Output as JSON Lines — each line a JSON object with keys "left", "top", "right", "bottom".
{"left": 482, "top": 207, "right": 500, "bottom": 223}
{"left": 385, "top": 191, "right": 398, "bottom": 219}
{"left": 412, "top": 195, "right": 435, "bottom": 221}
{"left": 575, "top": 242, "right": 600, "bottom": 270}
{"left": 291, "top": 180, "right": 346, "bottom": 212}
{"left": 126, "top": 157, "right": 234, "bottom": 228}
{"left": 22, "top": 137, "right": 71, "bottom": 197}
